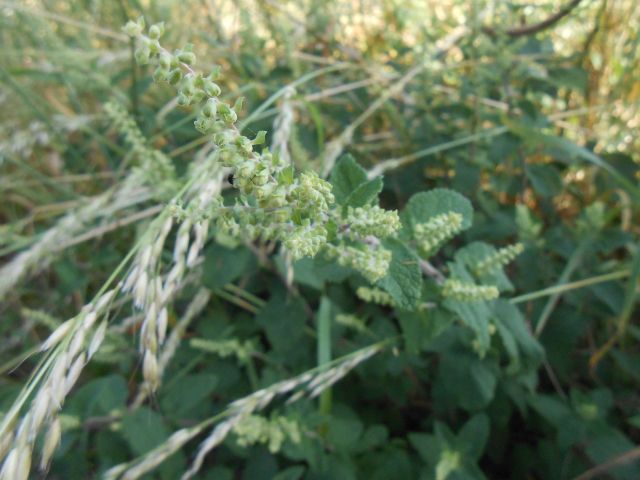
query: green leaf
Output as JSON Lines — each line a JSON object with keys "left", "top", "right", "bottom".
{"left": 469, "top": 362, "right": 498, "bottom": 409}
{"left": 582, "top": 427, "right": 639, "bottom": 479}
{"left": 160, "top": 374, "right": 218, "bottom": 416}
{"left": 409, "top": 433, "right": 439, "bottom": 465}
{"left": 272, "top": 466, "right": 306, "bottom": 480}
{"left": 67, "top": 375, "right": 128, "bottom": 417}
{"left": 327, "top": 415, "right": 364, "bottom": 452}
{"left": 457, "top": 414, "right": 489, "bottom": 461}
{"left": 279, "top": 254, "right": 352, "bottom": 289}
{"left": 278, "top": 165, "right": 295, "bottom": 185}
{"left": 356, "top": 425, "right": 389, "bottom": 452}
{"left": 401, "top": 188, "right": 474, "bottom": 236}
{"left": 95, "top": 430, "right": 129, "bottom": 472}
{"left": 627, "top": 415, "right": 640, "bottom": 429}
{"left": 528, "top": 394, "right": 574, "bottom": 429}
{"left": 397, "top": 311, "right": 425, "bottom": 354}
{"left": 526, "top": 164, "right": 562, "bottom": 198}
{"left": 243, "top": 449, "right": 279, "bottom": 479}
{"left": 376, "top": 239, "right": 422, "bottom": 309}
{"left": 344, "top": 176, "right": 383, "bottom": 208}
{"left": 53, "top": 256, "right": 88, "bottom": 296}
{"left": 251, "top": 130, "right": 267, "bottom": 145}
{"left": 435, "top": 354, "right": 497, "bottom": 411}
{"left": 368, "top": 447, "right": 413, "bottom": 480}
{"left": 121, "top": 408, "right": 169, "bottom": 455}
{"left": 330, "top": 154, "right": 368, "bottom": 204}
{"left": 202, "top": 242, "right": 255, "bottom": 289}
{"left": 443, "top": 299, "right": 492, "bottom": 353}
{"left": 493, "top": 300, "right": 544, "bottom": 364}
{"left": 256, "top": 290, "right": 310, "bottom": 364}
{"left": 290, "top": 257, "right": 324, "bottom": 289}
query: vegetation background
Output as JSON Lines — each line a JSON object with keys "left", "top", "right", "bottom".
{"left": 1, "top": 0, "right": 639, "bottom": 479}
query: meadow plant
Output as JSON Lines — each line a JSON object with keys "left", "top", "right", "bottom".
{"left": 0, "top": 18, "right": 514, "bottom": 478}
{"left": 2, "top": 3, "right": 639, "bottom": 479}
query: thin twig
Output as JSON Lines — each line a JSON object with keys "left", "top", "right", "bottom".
{"left": 420, "top": 260, "right": 446, "bottom": 285}
{"left": 574, "top": 445, "right": 640, "bottom": 480}
{"left": 483, "top": 0, "right": 584, "bottom": 38}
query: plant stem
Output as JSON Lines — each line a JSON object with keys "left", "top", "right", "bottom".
{"left": 534, "top": 239, "right": 591, "bottom": 337}
{"left": 510, "top": 269, "right": 630, "bottom": 304}
{"left": 317, "top": 296, "right": 332, "bottom": 415}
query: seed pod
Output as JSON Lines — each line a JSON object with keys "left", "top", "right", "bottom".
{"left": 88, "top": 321, "right": 107, "bottom": 359}
{"left": 39, "top": 417, "right": 61, "bottom": 471}
{"left": 157, "top": 308, "right": 168, "bottom": 345}
{"left": 64, "top": 353, "right": 87, "bottom": 396}
{"left": 143, "top": 351, "right": 159, "bottom": 389}
{"left": 40, "top": 320, "right": 73, "bottom": 352}
{"left": 148, "top": 22, "right": 164, "bottom": 40}
{"left": 0, "top": 447, "right": 19, "bottom": 480}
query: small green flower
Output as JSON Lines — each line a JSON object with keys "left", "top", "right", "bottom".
{"left": 436, "top": 449, "right": 461, "bottom": 480}
{"left": 343, "top": 205, "right": 400, "bottom": 240}
{"left": 232, "top": 414, "right": 300, "bottom": 454}
{"left": 123, "top": 16, "right": 145, "bottom": 37}
{"left": 123, "top": 18, "right": 400, "bottom": 283}
{"left": 284, "top": 223, "right": 327, "bottom": 260}
{"left": 474, "top": 243, "right": 524, "bottom": 275}
{"left": 442, "top": 279, "right": 499, "bottom": 302}
{"left": 414, "top": 212, "right": 463, "bottom": 256}
{"left": 356, "top": 286, "right": 395, "bottom": 306}
{"left": 326, "top": 244, "right": 391, "bottom": 283}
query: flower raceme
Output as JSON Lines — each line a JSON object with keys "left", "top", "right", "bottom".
{"left": 122, "top": 17, "right": 401, "bottom": 282}
{"left": 441, "top": 279, "right": 499, "bottom": 302}
{"left": 474, "top": 243, "right": 524, "bottom": 276}
{"left": 0, "top": 15, "right": 543, "bottom": 480}
{"left": 413, "top": 211, "right": 463, "bottom": 256}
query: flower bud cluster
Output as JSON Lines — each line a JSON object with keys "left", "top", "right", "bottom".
{"left": 342, "top": 206, "right": 400, "bottom": 240}
{"left": 474, "top": 243, "right": 524, "bottom": 275}
{"left": 232, "top": 414, "right": 301, "bottom": 454}
{"left": 413, "top": 212, "right": 463, "bottom": 256}
{"left": 356, "top": 286, "right": 395, "bottom": 306}
{"left": 124, "top": 19, "right": 401, "bottom": 285}
{"left": 190, "top": 337, "right": 255, "bottom": 364}
{"left": 284, "top": 222, "right": 328, "bottom": 260}
{"left": 441, "top": 279, "right": 499, "bottom": 302}
{"left": 325, "top": 243, "right": 392, "bottom": 283}
{"left": 104, "top": 101, "right": 176, "bottom": 198}
{"left": 335, "top": 314, "right": 369, "bottom": 333}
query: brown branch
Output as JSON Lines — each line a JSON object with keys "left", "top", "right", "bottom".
{"left": 484, "top": 0, "right": 584, "bottom": 38}
{"left": 574, "top": 445, "right": 640, "bottom": 480}
{"left": 419, "top": 259, "right": 445, "bottom": 285}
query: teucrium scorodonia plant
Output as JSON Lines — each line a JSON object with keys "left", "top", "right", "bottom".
{"left": 0, "top": 15, "right": 534, "bottom": 480}
{"left": 121, "top": 17, "right": 530, "bottom": 353}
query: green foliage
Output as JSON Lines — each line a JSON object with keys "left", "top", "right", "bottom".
{"left": 1, "top": 2, "right": 639, "bottom": 480}
{"left": 330, "top": 155, "right": 383, "bottom": 209}
{"left": 376, "top": 238, "right": 422, "bottom": 309}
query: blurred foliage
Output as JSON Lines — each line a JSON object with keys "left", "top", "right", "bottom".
{"left": 1, "top": 0, "right": 640, "bottom": 479}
